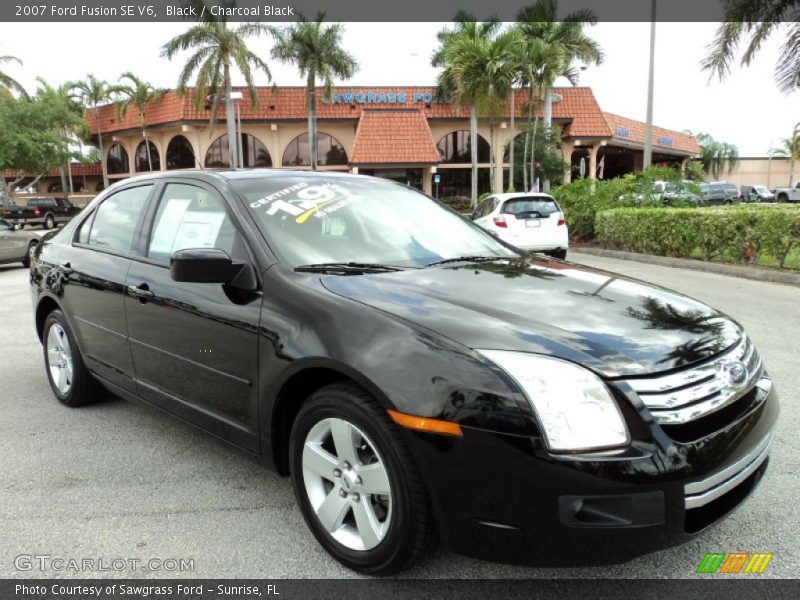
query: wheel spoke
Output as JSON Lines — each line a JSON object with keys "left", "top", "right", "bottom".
{"left": 315, "top": 488, "right": 350, "bottom": 533}
{"left": 330, "top": 419, "right": 359, "bottom": 465}
{"left": 55, "top": 366, "right": 67, "bottom": 391}
{"left": 358, "top": 462, "right": 391, "bottom": 496}
{"left": 303, "top": 442, "right": 339, "bottom": 479}
{"left": 352, "top": 499, "right": 382, "bottom": 549}
{"left": 47, "top": 349, "right": 62, "bottom": 365}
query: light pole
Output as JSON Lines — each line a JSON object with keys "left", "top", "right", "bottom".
{"left": 643, "top": 0, "right": 657, "bottom": 170}
{"left": 767, "top": 139, "right": 773, "bottom": 189}
{"left": 229, "top": 91, "right": 244, "bottom": 169}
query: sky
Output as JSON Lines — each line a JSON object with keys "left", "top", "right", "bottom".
{"left": 1, "top": 21, "right": 797, "bottom": 156}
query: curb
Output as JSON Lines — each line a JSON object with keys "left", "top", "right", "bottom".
{"left": 571, "top": 247, "right": 800, "bottom": 287}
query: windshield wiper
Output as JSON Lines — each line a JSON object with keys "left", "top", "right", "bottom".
{"left": 424, "top": 256, "right": 510, "bottom": 267}
{"left": 295, "top": 262, "right": 404, "bottom": 275}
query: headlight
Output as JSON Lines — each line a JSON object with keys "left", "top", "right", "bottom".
{"left": 477, "top": 350, "right": 629, "bottom": 452}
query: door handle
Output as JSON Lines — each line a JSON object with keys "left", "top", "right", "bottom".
{"left": 127, "top": 283, "right": 154, "bottom": 303}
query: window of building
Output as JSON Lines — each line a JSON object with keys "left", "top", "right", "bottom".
{"left": 438, "top": 168, "right": 491, "bottom": 199}
{"left": 135, "top": 141, "right": 160, "bottom": 172}
{"left": 436, "top": 131, "right": 490, "bottom": 164}
{"left": 204, "top": 133, "right": 271, "bottom": 168}
{"left": 48, "top": 183, "right": 63, "bottom": 193}
{"left": 107, "top": 144, "right": 130, "bottom": 175}
{"left": 166, "top": 135, "right": 196, "bottom": 170}
{"left": 87, "top": 185, "right": 152, "bottom": 253}
{"left": 282, "top": 132, "right": 348, "bottom": 167}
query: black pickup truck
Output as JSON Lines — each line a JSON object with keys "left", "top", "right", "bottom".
{"left": 1, "top": 197, "right": 81, "bottom": 229}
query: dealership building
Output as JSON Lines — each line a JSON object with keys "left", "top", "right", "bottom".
{"left": 6, "top": 86, "right": 702, "bottom": 198}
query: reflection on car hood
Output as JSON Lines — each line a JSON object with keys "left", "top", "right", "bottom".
{"left": 321, "top": 257, "right": 742, "bottom": 377}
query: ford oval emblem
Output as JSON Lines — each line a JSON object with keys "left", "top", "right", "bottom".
{"left": 721, "top": 361, "right": 748, "bottom": 389}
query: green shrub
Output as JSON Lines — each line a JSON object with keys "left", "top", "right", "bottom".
{"left": 596, "top": 205, "right": 800, "bottom": 268}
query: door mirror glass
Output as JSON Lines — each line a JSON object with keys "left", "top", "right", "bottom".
{"left": 170, "top": 248, "right": 243, "bottom": 284}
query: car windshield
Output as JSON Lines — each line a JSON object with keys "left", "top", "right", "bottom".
{"left": 755, "top": 186, "right": 769, "bottom": 194}
{"left": 501, "top": 197, "right": 559, "bottom": 216}
{"left": 232, "top": 175, "right": 517, "bottom": 268}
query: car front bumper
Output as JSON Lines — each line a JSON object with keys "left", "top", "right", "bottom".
{"left": 406, "top": 383, "right": 778, "bottom": 566}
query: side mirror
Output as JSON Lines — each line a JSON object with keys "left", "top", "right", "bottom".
{"left": 170, "top": 248, "right": 243, "bottom": 284}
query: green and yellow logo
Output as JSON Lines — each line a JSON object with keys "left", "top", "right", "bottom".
{"left": 696, "top": 552, "right": 773, "bottom": 574}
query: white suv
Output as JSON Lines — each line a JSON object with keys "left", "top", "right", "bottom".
{"left": 470, "top": 193, "right": 569, "bottom": 259}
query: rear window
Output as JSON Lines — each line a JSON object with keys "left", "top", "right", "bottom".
{"left": 501, "top": 197, "right": 559, "bottom": 217}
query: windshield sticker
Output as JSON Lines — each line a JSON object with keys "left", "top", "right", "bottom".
{"left": 251, "top": 183, "right": 359, "bottom": 224}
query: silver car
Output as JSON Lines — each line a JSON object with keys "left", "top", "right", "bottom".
{"left": 0, "top": 218, "right": 39, "bottom": 267}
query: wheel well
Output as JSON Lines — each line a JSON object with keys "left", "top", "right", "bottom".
{"left": 35, "top": 297, "right": 59, "bottom": 342}
{"left": 271, "top": 367, "right": 354, "bottom": 476}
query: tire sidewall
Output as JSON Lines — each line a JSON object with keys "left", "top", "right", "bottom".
{"left": 43, "top": 310, "right": 82, "bottom": 405}
{"left": 23, "top": 240, "right": 37, "bottom": 267}
{"left": 289, "top": 391, "right": 415, "bottom": 574}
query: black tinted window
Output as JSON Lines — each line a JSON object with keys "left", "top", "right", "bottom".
{"left": 502, "top": 197, "right": 558, "bottom": 216}
{"left": 147, "top": 183, "right": 237, "bottom": 262}
{"left": 88, "top": 186, "right": 152, "bottom": 253}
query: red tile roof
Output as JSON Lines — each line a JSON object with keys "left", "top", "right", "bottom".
{"left": 604, "top": 112, "right": 700, "bottom": 155}
{"left": 3, "top": 163, "right": 103, "bottom": 179}
{"left": 351, "top": 110, "right": 440, "bottom": 165}
{"left": 88, "top": 86, "right": 613, "bottom": 137}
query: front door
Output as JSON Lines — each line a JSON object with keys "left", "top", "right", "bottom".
{"left": 0, "top": 220, "right": 27, "bottom": 262}
{"left": 124, "top": 181, "right": 262, "bottom": 451}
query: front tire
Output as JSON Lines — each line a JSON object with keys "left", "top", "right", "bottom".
{"left": 42, "top": 309, "right": 105, "bottom": 407}
{"left": 289, "top": 383, "right": 435, "bottom": 575}
{"left": 44, "top": 214, "right": 55, "bottom": 229}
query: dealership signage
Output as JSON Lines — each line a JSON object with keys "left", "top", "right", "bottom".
{"left": 657, "top": 136, "right": 674, "bottom": 147}
{"left": 323, "top": 90, "right": 442, "bottom": 105}
{"left": 615, "top": 126, "right": 631, "bottom": 138}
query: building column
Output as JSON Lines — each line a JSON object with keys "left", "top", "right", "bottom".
{"left": 423, "top": 166, "right": 435, "bottom": 196}
{"left": 349, "top": 166, "right": 359, "bottom": 174}
{"left": 561, "top": 145, "right": 572, "bottom": 184}
{"left": 588, "top": 143, "right": 601, "bottom": 180}
{"left": 680, "top": 157, "right": 690, "bottom": 174}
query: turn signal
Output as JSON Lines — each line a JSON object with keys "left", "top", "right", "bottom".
{"left": 387, "top": 410, "right": 463, "bottom": 437}
{"left": 493, "top": 216, "right": 508, "bottom": 228}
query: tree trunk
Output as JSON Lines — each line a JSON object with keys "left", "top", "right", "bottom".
{"left": 543, "top": 88, "right": 553, "bottom": 192}
{"left": 59, "top": 167, "right": 68, "bottom": 197}
{"left": 509, "top": 88, "right": 515, "bottom": 192}
{"left": 224, "top": 65, "right": 238, "bottom": 169}
{"left": 94, "top": 105, "right": 108, "bottom": 189}
{"left": 489, "top": 116, "right": 495, "bottom": 193}
{"left": 470, "top": 104, "right": 478, "bottom": 207}
{"left": 66, "top": 161, "right": 74, "bottom": 196}
{"left": 530, "top": 116, "right": 540, "bottom": 190}
{"left": 308, "top": 73, "right": 317, "bottom": 171}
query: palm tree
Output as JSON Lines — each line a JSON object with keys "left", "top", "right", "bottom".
{"left": 517, "top": 0, "right": 603, "bottom": 190}
{"left": 770, "top": 122, "right": 800, "bottom": 186}
{"left": 162, "top": 19, "right": 271, "bottom": 168}
{"left": 271, "top": 13, "right": 357, "bottom": 171}
{"left": 0, "top": 55, "right": 26, "bottom": 97}
{"left": 702, "top": 0, "right": 799, "bottom": 94}
{"left": 433, "top": 15, "right": 501, "bottom": 205}
{"left": 68, "top": 74, "right": 113, "bottom": 188}
{"left": 112, "top": 73, "right": 165, "bottom": 172}
{"left": 696, "top": 132, "right": 740, "bottom": 180}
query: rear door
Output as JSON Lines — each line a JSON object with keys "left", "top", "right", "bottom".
{"left": 124, "top": 180, "right": 262, "bottom": 451}
{"left": 500, "top": 196, "right": 562, "bottom": 245}
{"left": 59, "top": 183, "right": 155, "bottom": 393}
{"left": 0, "top": 219, "right": 26, "bottom": 262}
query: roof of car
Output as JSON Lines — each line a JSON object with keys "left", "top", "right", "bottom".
{"left": 489, "top": 192, "right": 557, "bottom": 201}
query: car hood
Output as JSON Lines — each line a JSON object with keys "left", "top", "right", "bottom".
{"left": 320, "top": 258, "right": 741, "bottom": 377}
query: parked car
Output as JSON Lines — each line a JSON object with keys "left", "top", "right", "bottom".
{"left": 740, "top": 185, "right": 776, "bottom": 203}
{"left": 644, "top": 180, "right": 705, "bottom": 206}
{"left": 698, "top": 181, "right": 742, "bottom": 205}
{"left": 471, "top": 193, "right": 569, "bottom": 259}
{"left": 774, "top": 182, "right": 800, "bottom": 203}
{"left": 3, "top": 197, "right": 81, "bottom": 229}
{"left": 30, "top": 170, "right": 777, "bottom": 574}
{"left": 0, "top": 218, "right": 39, "bottom": 267}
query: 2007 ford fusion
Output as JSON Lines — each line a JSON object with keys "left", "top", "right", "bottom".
{"left": 30, "top": 170, "right": 777, "bottom": 575}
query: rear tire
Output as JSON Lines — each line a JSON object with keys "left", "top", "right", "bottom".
{"left": 42, "top": 309, "right": 105, "bottom": 407}
{"left": 44, "top": 214, "right": 55, "bottom": 229}
{"left": 289, "top": 383, "right": 435, "bottom": 575}
{"left": 22, "top": 240, "right": 37, "bottom": 268}
{"left": 551, "top": 249, "right": 567, "bottom": 260}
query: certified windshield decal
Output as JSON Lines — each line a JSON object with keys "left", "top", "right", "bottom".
{"left": 250, "top": 182, "right": 359, "bottom": 224}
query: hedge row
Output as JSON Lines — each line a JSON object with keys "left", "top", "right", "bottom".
{"left": 596, "top": 206, "right": 800, "bottom": 268}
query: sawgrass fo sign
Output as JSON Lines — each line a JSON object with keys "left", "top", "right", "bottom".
{"left": 322, "top": 90, "right": 441, "bottom": 105}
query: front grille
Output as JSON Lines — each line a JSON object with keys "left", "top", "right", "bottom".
{"left": 617, "top": 335, "right": 763, "bottom": 426}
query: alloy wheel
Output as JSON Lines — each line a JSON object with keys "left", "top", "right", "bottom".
{"left": 302, "top": 417, "right": 392, "bottom": 551}
{"left": 46, "top": 323, "right": 73, "bottom": 394}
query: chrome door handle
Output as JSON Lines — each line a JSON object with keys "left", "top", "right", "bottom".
{"left": 127, "top": 284, "right": 154, "bottom": 302}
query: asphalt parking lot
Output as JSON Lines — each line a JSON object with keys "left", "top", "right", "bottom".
{"left": 0, "top": 253, "right": 797, "bottom": 579}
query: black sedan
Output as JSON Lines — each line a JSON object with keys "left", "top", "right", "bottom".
{"left": 30, "top": 170, "right": 777, "bottom": 575}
